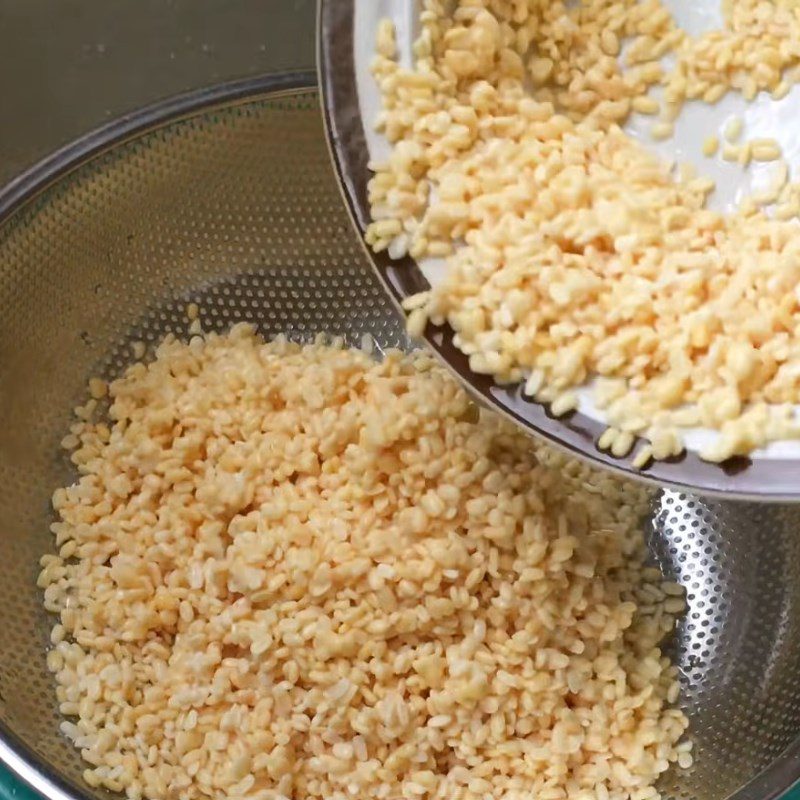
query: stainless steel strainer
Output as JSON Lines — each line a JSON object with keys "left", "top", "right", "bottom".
{"left": 0, "top": 72, "right": 799, "bottom": 800}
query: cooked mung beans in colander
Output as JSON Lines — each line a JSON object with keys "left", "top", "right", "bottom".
{"left": 39, "top": 323, "right": 689, "bottom": 800}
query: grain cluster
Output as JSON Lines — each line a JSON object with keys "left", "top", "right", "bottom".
{"left": 367, "top": 0, "right": 800, "bottom": 463}
{"left": 41, "top": 325, "right": 688, "bottom": 800}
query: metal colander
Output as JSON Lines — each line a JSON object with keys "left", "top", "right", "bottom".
{"left": 0, "top": 72, "right": 799, "bottom": 800}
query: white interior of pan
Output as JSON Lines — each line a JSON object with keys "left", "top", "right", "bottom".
{"left": 353, "top": 0, "right": 800, "bottom": 462}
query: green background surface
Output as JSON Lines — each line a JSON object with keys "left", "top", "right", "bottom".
{"left": 0, "top": 769, "right": 29, "bottom": 800}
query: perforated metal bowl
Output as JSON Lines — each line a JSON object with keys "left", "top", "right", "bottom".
{"left": 0, "top": 72, "right": 799, "bottom": 800}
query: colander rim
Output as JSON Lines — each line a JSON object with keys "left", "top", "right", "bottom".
{"left": 0, "top": 70, "right": 316, "bottom": 800}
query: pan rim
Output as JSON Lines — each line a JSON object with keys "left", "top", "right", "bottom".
{"left": 315, "top": 0, "right": 800, "bottom": 503}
